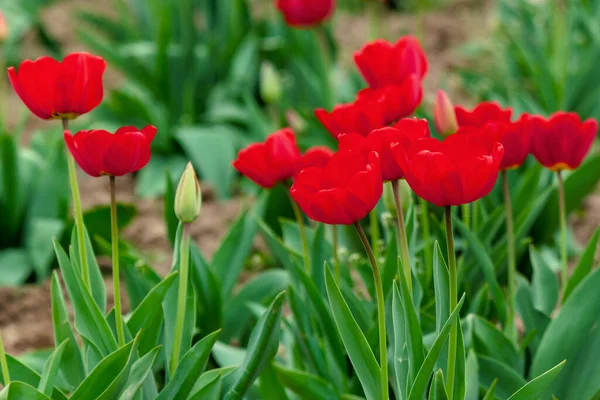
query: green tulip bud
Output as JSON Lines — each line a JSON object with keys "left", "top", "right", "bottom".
{"left": 175, "top": 162, "right": 202, "bottom": 223}
{"left": 260, "top": 61, "right": 282, "bottom": 105}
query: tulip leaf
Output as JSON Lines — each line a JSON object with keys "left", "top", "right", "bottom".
{"left": 472, "top": 316, "right": 523, "bottom": 374}
{"left": 0, "top": 382, "right": 51, "bottom": 400}
{"left": 433, "top": 242, "right": 450, "bottom": 372}
{"left": 273, "top": 363, "right": 340, "bottom": 400}
{"left": 188, "top": 374, "right": 222, "bottom": 400}
{"left": 465, "top": 350, "right": 479, "bottom": 400}
{"left": 26, "top": 218, "right": 64, "bottom": 281}
{"left": 224, "top": 292, "right": 285, "bottom": 400}
{"left": 157, "top": 330, "right": 221, "bottom": 400}
{"left": 0, "top": 134, "right": 20, "bottom": 238}
{"left": 0, "top": 249, "right": 32, "bottom": 286}
{"left": 507, "top": 360, "right": 566, "bottom": 400}
{"left": 563, "top": 227, "right": 600, "bottom": 302}
{"left": 53, "top": 239, "right": 118, "bottom": 357}
{"left": 325, "top": 266, "right": 381, "bottom": 400}
{"left": 0, "top": 355, "right": 66, "bottom": 400}
{"left": 117, "top": 347, "right": 160, "bottom": 400}
{"left": 191, "top": 244, "right": 223, "bottom": 336}
{"left": 529, "top": 246, "right": 559, "bottom": 316}
{"left": 392, "top": 278, "right": 409, "bottom": 400}
{"left": 258, "top": 363, "right": 289, "bottom": 400}
{"left": 37, "top": 339, "right": 68, "bottom": 396}
{"left": 428, "top": 370, "right": 449, "bottom": 400}
{"left": 397, "top": 271, "right": 425, "bottom": 384}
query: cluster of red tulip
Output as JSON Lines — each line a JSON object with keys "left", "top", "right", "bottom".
{"left": 233, "top": 37, "right": 598, "bottom": 225}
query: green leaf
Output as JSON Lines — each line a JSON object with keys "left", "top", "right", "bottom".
{"left": 25, "top": 218, "right": 64, "bottom": 280}
{"left": 0, "top": 382, "right": 51, "bottom": 400}
{"left": 0, "top": 355, "right": 65, "bottom": 399}
{"left": 135, "top": 154, "right": 188, "bottom": 198}
{"left": 189, "top": 367, "right": 237, "bottom": 399}
{"left": 428, "top": 370, "right": 449, "bottom": 400}
{"left": 408, "top": 294, "right": 465, "bottom": 400}
{"left": 127, "top": 272, "right": 177, "bottom": 355}
{"left": 50, "top": 272, "right": 85, "bottom": 390}
{"left": 224, "top": 292, "right": 285, "bottom": 400}
{"left": 190, "top": 244, "right": 223, "bottom": 335}
{"left": 472, "top": 316, "right": 522, "bottom": 374}
{"left": 53, "top": 239, "right": 117, "bottom": 356}
{"left": 508, "top": 360, "right": 566, "bottom": 400}
{"left": 37, "top": 339, "right": 68, "bottom": 396}
{"left": 259, "top": 363, "right": 289, "bottom": 400}
{"left": 189, "top": 373, "right": 222, "bottom": 400}
{"left": 392, "top": 279, "right": 409, "bottom": 400}
{"left": 157, "top": 330, "right": 221, "bottom": 400}
{"left": 433, "top": 242, "right": 450, "bottom": 372}
{"left": 465, "top": 350, "right": 479, "bottom": 400}
{"left": 175, "top": 125, "right": 239, "bottom": 198}
{"left": 0, "top": 249, "right": 32, "bottom": 286}
{"left": 0, "top": 134, "right": 20, "bottom": 237}
{"left": 563, "top": 227, "right": 599, "bottom": 302}
{"left": 274, "top": 363, "right": 340, "bottom": 400}
{"left": 83, "top": 203, "right": 137, "bottom": 247}
{"left": 117, "top": 347, "right": 160, "bottom": 400}
{"left": 397, "top": 272, "right": 425, "bottom": 384}
{"left": 530, "top": 246, "right": 559, "bottom": 316}
{"left": 164, "top": 171, "right": 178, "bottom": 246}
{"left": 478, "top": 356, "right": 526, "bottom": 399}
{"left": 482, "top": 379, "right": 498, "bottom": 400}
{"left": 70, "top": 224, "right": 107, "bottom": 313}
{"left": 325, "top": 266, "right": 381, "bottom": 400}
{"left": 70, "top": 335, "right": 140, "bottom": 400}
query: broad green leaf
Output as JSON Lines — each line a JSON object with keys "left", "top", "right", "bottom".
{"left": 397, "top": 273, "right": 425, "bottom": 384}
{"left": 70, "top": 224, "right": 107, "bottom": 312}
{"left": 190, "top": 244, "right": 223, "bottom": 335}
{"left": 465, "top": 350, "right": 479, "bottom": 400}
{"left": 478, "top": 356, "right": 526, "bottom": 399}
{"left": 37, "top": 339, "right": 68, "bottom": 396}
{"left": 258, "top": 364, "right": 289, "bottom": 400}
{"left": 0, "top": 134, "right": 20, "bottom": 237}
{"left": 25, "top": 218, "right": 64, "bottom": 281}
{"left": 408, "top": 294, "right": 465, "bottom": 400}
{"left": 325, "top": 266, "right": 381, "bottom": 400}
{"left": 515, "top": 276, "right": 550, "bottom": 353}
{"left": 0, "top": 249, "right": 32, "bottom": 286}
{"left": 453, "top": 317, "right": 466, "bottom": 400}
{"left": 529, "top": 246, "right": 558, "bottom": 316}
{"left": 70, "top": 335, "right": 140, "bottom": 400}
{"left": 428, "top": 370, "right": 449, "bottom": 400}
{"left": 433, "top": 242, "right": 450, "bottom": 372}
{"left": 82, "top": 203, "right": 136, "bottom": 248}
{"left": 190, "top": 366, "right": 238, "bottom": 397}
{"left": 472, "top": 316, "right": 523, "bottom": 374}
{"left": 53, "top": 240, "right": 117, "bottom": 356}
{"left": 224, "top": 292, "right": 285, "bottom": 400}
{"left": 0, "top": 382, "right": 51, "bottom": 400}
{"left": 0, "top": 355, "right": 65, "bottom": 400}
{"left": 189, "top": 374, "right": 222, "bottom": 400}
{"left": 274, "top": 364, "right": 340, "bottom": 400}
{"left": 164, "top": 171, "right": 178, "bottom": 246}
{"left": 508, "top": 361, "right": 566, "bottom": 400}
{"left": 482, "top": 379, "right": 498, "bottom": 400}
{"left": 135, "top": 154, "right": 188, "bottom": 198}
{"left": 157, "top": 330, "right": 221, "bottom": 400}
{"left": 563, "top": 227, "right": 599, "bottom": 302}
{"left": 117, "top": 347, "right": 160, "bottom": 400}
{"left": 392, "top": 279, "right": 409, "bottom": 400}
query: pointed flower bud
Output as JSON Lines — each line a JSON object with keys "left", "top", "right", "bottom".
{"left": 260, "top": 61, "right": 282, "bottom": 105}
{"left": 0, "top": 12, "right": 7, "bottom": 42}
{"left": 175, "top": 162, "right": 202, "bottom": 223}
{"left": 434, "top": 90, "right": 458, "bottom": 137}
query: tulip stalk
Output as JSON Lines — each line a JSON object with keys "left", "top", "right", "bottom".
{"left": 332, "top": 224, "right": 340, "bottom": 281}
{"left": 370, "top": 210, "right": 381, "bottom": 260}
{"left": 171, "top": 225, "right": 190, "bottom": 377}
{"left": 109, "top": 176, "right": 125, "bottom": 347}
{"left": 392, "top": 180, "right": 412, "bottom": 293}
{"left": 0, "top": 330, "right": 9, "bottom": 386}
{"left": 444, "top": 206, "right": 458, "bottom": 399}
{"left": 502, "top": 171, "right": 517, "bottom": 343}
{"left": 557, "top": 171, "right": 568, "bottom": 294}
{"left": 289, "top": 193, "right": 311, "bottom": 274}
{"left": 419, "top": 197, "right": 433, "bottom": 286}
{"left": 62, "top": 118, "right": 90, "bottom": 290}
{"left": 354, "top": 222, "right": 388, "bottom": 400}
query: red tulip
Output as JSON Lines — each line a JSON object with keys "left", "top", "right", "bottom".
{"left": 454, "top": 101, "right": 512, "bottom": 128}
{"left": 392, "top": 133, "right": 504, "bottom": 207}
{"left": 354, "top": 36, "right": 427, "bottom": 89}
{"left": 64, "top": 125, "right": 156, "bottom": 177}
{"left": 315, "top": 99, "right": 387, "bottom": 139}
{"left": 338, "top": 117, "right": 430, "bottom": 181}
{"left": 276, "top": 0, "right": 335, "bottom": 28}
{"left": 356, "top": 75, "right": 423, "bottom": 125}
{"left": 233, "top": 128, "right": 301, "bottom": 188}
{"left": 295, "top": 146, "right": 334, "bottom": 175}
{"left": 529, "top": 111, "right": 597, "bottom": 171}
{"left": 291, "top": 151, "right": 383, "bottom": 225}
{"left": 8, "top": 52, "right": 106, "bottom": 120}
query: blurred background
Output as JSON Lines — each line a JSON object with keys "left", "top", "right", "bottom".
{"left": 0, "top": 0, "right": 599, "bottom": 354}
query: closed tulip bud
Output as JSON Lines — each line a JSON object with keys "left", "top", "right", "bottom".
{"left": 0, "top": 12, "right": 7, "bottom": 42}
{"left": 260, "top": 61, "right": 282, "bottom": 105}
{"left": 434, "top": 90, "right": 458, "bottom": 137}
{"left": 175, "top": 162, "right": 201, "bottom": 223}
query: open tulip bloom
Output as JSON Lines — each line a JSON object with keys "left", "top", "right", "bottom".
{"left": 455, "top": 101, "right": 513, "bottom": 128}
{"left": 275, "top": 0, "right": 335, "bottom": 28}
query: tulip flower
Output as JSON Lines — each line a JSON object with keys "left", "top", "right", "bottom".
{"left": 232, "top": 128, "right": 301, "bottom": 188}
{"left": 64, "top": 126, "right": 156, "bottom": 177}
{"left": 175, "top": 162, "right": 202, "bottom": 223}
{"left": 8, "top": 52, "right": 106, "bottom": 120}
{"left": 260, "top": 61, "right": 283, "bottom": 105}
{"left": 276, "top": 0, "right": 335, "bottom": 28}
{"left": 434, "top": 90, "right": 458, "bottom": 137}
{"left": 353, "top": 36, "right": 428, "bottom": 89}
{"left": 315, "top": 98, "right": 387, "bottom": 139}
{"left": 454, "top": 101, "right": 512, "bottom": 128}
{"left": 295, "top": 146, "right": 334, "bottom": 175}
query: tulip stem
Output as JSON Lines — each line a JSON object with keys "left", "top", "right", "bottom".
{"left": 109, "top": 176, "right": 125, "bottom": 347}
{"left": 557, "top": 171, "right": 568, "bottom": 295}
{"left": 370, "top": 209, "right": 381, "bottom": 261}
{"left": 354, "top": 222, "right": 388, "bottom": 400}
{"left": 419, "top": 197, "right": 433, "bottom": 286}
{"left": 368, "top": 1, "right": 381, "bottom": 40}
{"left": 332, "top": 224, "right": 340, "bottom": 282}
{"left": 315, "top": 25, "right": 334, "bottom": 110}
{"left": 63, "top": 118, "right": 91, "bottom": 291}
{"left": 0, "top": 330, "right": 9, "bottom": 386}
{"left": 444, "top": 206, "right": 458, "bottom": 399}
{"left": 171, "top": 225, "right": 190, "bottom": 377}
{"left": 392, "top": 180, "right": 412, "bottom": 293}
{"left": 461, "top": 203, "right": 470, "bottom": 230}
{"left": 289, "top": 193, "right": 311, "bottom": 274}
{"left": 502, "top": 171, "right": 517, "bottom": 343}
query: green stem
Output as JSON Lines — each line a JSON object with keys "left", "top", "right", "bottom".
{"left": 332, "top": 224, "right": 340, "bottom": 282}
{"left": 392, "top": 180, "right": 412, "bottom": 293}
{"left": 63, "top": 118, "right": 90, "bottom": 290}
{"left": 557, "top": 171, "right": 568, "bottom": 294}
{"left": 368, "top": 1, "right": 380, "bottom": 40}
{"left": 419, "top": 197, "right": 433, "bottom": 287}
{"left": 444, "top": 206, "right": 458, "bottom": 399}
{"left": 0, "top": 330, "right": 9, "bottom": 386}
{"left": 502, "top": 171, "right": 517, "bottom": 343}
{"left": 354, "top": 222, "right": 388, "bottom": 400}
{"left": 461, "top": 203, "right": 470, "bottom": 230}
{"left": 370, "top": 209, "right": 381, "bottom": 260}
{"left": 289, "top": 193, "right": 311, "bottom": 274}
{"left": 109, "top": 176, "right": 125, "bottom": 347}
{"left": 315, "top": 25, "right": 334, "bottom": 109}
{"left": 170, "top": 226, "right": 190, "bottom": 377}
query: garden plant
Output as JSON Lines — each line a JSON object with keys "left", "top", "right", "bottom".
{"left": 0, "top": 0, "right": 599, "bottom": 399}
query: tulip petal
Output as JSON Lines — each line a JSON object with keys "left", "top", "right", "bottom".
{"left": 8, "top": 57, "right": 60, "bottom": 119}
{"left": 103, "top": 131, "right": 150, "bottom": 176}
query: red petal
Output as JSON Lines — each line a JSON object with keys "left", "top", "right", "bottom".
{"left": 8, "top": 58, "right": 60, "bottom": 119}
{"left": 102, "top": 131, "right": 151, "bottom": 176}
